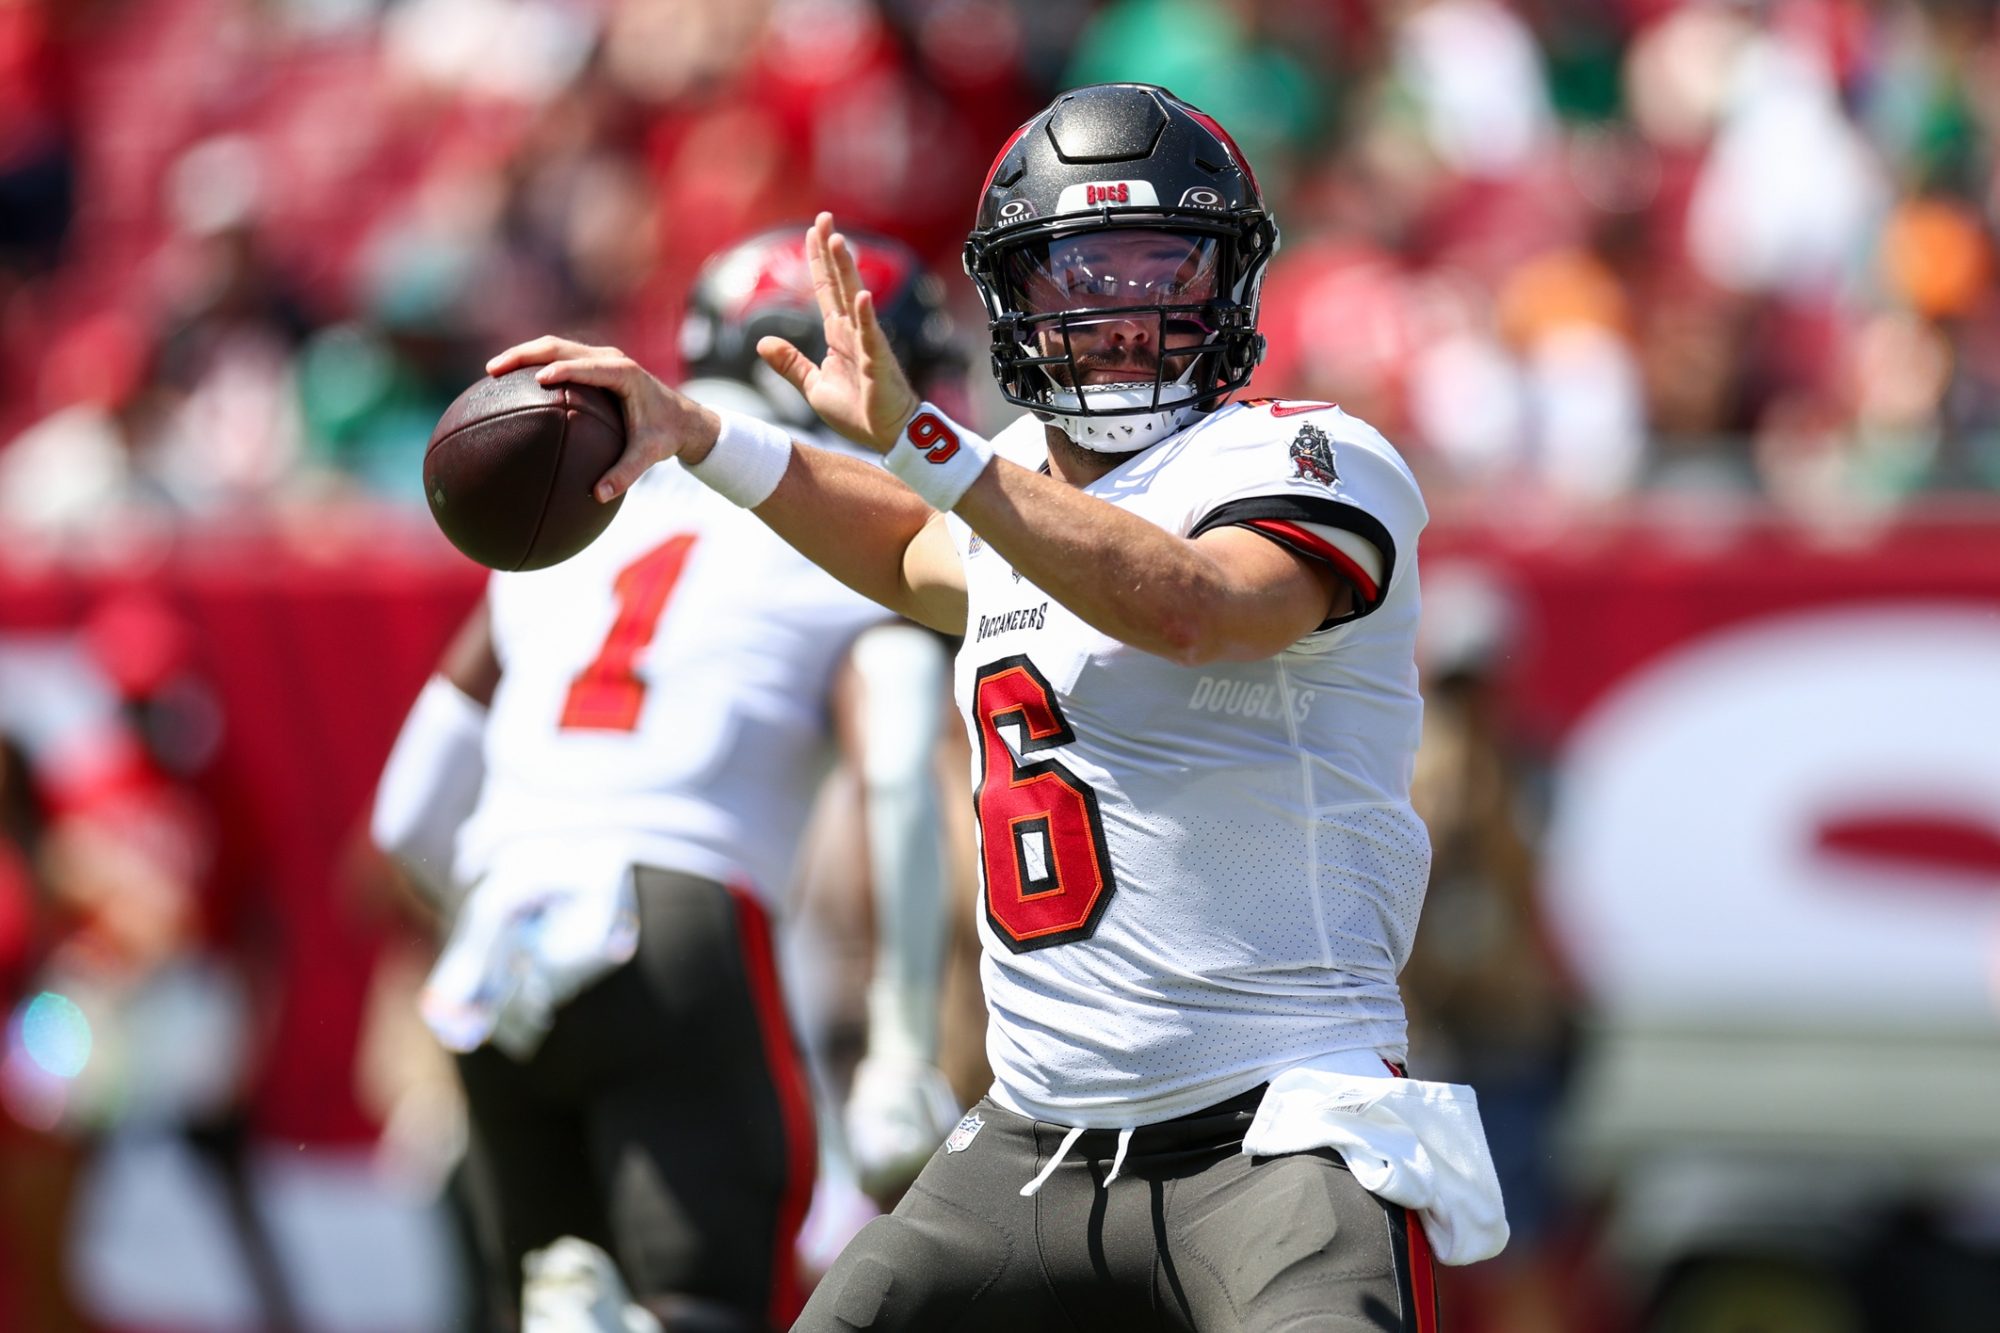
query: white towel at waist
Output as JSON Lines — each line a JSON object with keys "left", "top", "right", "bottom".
{"left": 1243, "top": 1050, "right": 1510, "bottom": 1266}
{"left": 420, "top": 843, "right": 640, "bottom": 1061}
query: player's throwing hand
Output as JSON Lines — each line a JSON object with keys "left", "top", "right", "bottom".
{"left": 483, "top": 336, "right": 724, "bottom": 503}
{"left": 756, "top": 213, "right": 921, "bottom": 454}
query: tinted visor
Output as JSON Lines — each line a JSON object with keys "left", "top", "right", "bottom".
{"left": 999, "top": 229, "right": 1224, "bottom": 319}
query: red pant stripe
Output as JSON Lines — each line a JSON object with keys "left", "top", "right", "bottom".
{"left": 728, "top": 885, "right": 817, "bottom": 1328}
{"left": 1383, "top": 1060, "right": 1438, "bottom": 1332}
{"left": 1406, "top": 1207, "right": 1439, "bottom": 1333}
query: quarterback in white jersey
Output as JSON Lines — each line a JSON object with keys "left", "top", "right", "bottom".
{"left": 961, "top": 399, "right": 1430, "bottom": 1127}
{"left": 494, "top": 83, "right": 1506, "bottom": 1333}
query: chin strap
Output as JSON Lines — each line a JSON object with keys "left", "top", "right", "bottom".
{"left": 1038, "top": 382, "right": 1204, "bottom": 453}
{"left": 1041, "top": 407, "right": 1197, "bottom": 452}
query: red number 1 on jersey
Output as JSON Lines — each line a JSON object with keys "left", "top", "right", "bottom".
{"left": 559, "top": 534, "right": 697, "bottom": 732}
{"left": 973, "top": 656, "right": 1116, "bottom": 952}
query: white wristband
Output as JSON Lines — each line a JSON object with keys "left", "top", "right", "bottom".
{"left": 884, "top": 404, "right": 993, "bottom": 511}
{"left": 684, "top": 408, "right": 794, "bottom": 507}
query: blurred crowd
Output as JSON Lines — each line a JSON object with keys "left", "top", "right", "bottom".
{"left": 0, "top": 598, "right": 248, "bottom": 1331}
{"left": 5, "top": 0, "right": 2000, "bottom": 557}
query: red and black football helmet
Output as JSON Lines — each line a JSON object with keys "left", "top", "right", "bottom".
{"left": 964, "top": 84, "right": 1279, "bottom": 452}
{"left": 681, "top": 225, "right": 961, "bottom": 424}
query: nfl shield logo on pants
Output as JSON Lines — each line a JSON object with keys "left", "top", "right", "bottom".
{"left": 945, "top": 1112, "right": 985, "bottom": 1154}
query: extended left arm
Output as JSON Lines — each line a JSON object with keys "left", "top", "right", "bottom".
{"left": 508, "top": 215, "right": 1349, "bottom": 663}
{"left": 953, "top": 460, "right": 1349, "bottom": 666}
{"left": 750, "top": 215, "right": 1348, "bottom": 664}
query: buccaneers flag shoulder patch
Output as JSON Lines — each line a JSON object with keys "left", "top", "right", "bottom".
{"left": 1290, "top": 422, "right": 1338, "bottom": 485}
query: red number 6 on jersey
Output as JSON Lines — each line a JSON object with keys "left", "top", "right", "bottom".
{"left": 973, "top": 656, "right": 1117, "bottom": 952}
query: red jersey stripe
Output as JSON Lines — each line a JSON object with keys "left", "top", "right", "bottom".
{"left": 1244, "top": 519, "right": 1382, "bottom": 603}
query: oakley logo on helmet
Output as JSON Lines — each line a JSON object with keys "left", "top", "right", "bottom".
{"left": 1179, "top": 187, "right": 1224, "bottom": 209}
{"left": 998, "top": 199, "right": 1035, "bottom": 222}
{"left": 1056, "top": 180, "right": 1160, "bottom": 213}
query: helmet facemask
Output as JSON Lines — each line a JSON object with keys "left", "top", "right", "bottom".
{"left": 971, "top": 219, "right": 1275, "bottom": 453}
{"left": 965, "top": 85, "right": 1280, "bottom": 451}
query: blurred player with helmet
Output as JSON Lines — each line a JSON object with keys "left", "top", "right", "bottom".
{"left": 371, "top": 226, "right": 964, "bottom": 1333}
{"left": 678, "top": 223, "right": 965, "bottom": 434}
{"left": 494, "top": 81, "right": 1508, "bottom": 1330}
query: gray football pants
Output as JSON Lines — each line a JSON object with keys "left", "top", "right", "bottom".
{"left": 795, "top": 1087, "right": 1439, "bottom": 1333}
{"left": 456, "top": 868, "right": 815, "bottom": 1332}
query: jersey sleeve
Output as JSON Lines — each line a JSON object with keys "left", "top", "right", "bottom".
{"left": 946, "top": 413, "right": 1049, "bottom": 559}
{"left": 1187, "top": 406, "right": 1427, "bottom": 623}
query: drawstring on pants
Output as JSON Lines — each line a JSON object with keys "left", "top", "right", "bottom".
{"left": 1018, "top": 1125, "right": 1137, "bottom": 1196}
{"left": 1020, "top": 1126, "right": 1084, "bottom": 1197}
{"left": 1103, "top": 1127, "right": 1134, "bottom": 1186}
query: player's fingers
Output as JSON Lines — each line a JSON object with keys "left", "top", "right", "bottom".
{"left": 592, "top": 443, "right": 654, "bottom": 504}
{"left": 532, "top": 354, "right": 629, "bottom": 382}
{"left": 530, "top": 358, "right": 662, "bottom": 501}
{"left": 818, "top": 213, "right": 857, "bottom": 317}
{"left": 487, "top": 336, "right": 601, "bottom": 376}
{"left": 851, "top": 290, "right": 920, "bottom": 437}
{"left": 806, "top": 216, "right": 843, "bottom": 325}
{"left": 825, "top": 229, "right": 854, "bottom": 312}
{"left": 530, "top": 357, "right": 641, "bottom": 398}
{"left": 853, "top": 289, "right": 895, "bottom": 365}
{"left": 757, "top": 336, "right": 817, "bottom": 394}
{"left": 827, "top": 229, "right": 868, "bottom": 318}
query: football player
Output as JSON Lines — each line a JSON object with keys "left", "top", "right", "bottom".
{"left": 493, "top": 84, "right": 1508, "bottom": 1331}
{"left": 371, "top": 228, "right": 963, "bottom": 1333}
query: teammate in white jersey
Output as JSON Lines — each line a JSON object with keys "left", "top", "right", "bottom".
{"left": 372, "top": 228, "right": 963, "bottom": 1333}
{"left": 492, "top": 84, "right": 1506, "bottom": 1332}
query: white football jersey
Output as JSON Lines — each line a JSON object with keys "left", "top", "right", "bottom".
{"left": 458, "top": 442, "right": 886, "bottom": 905}
{"left": 949, "top": 400, "right": 1431, "bottom": 1127}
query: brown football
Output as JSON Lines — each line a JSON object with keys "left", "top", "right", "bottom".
{"left": 424, "top": 368, "right": 626, "bottom": 571}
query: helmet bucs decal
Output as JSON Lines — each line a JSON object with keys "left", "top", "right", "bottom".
{"left": 1290, "top": 422, "right": 1338, "bottom": 485}
{"left": 1054, "top": 180, "right": 1160, "bottom": 212}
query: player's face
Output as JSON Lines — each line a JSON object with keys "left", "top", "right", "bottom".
{"left": 1001, "top": 230, "right": 1222, "bottom": 386}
